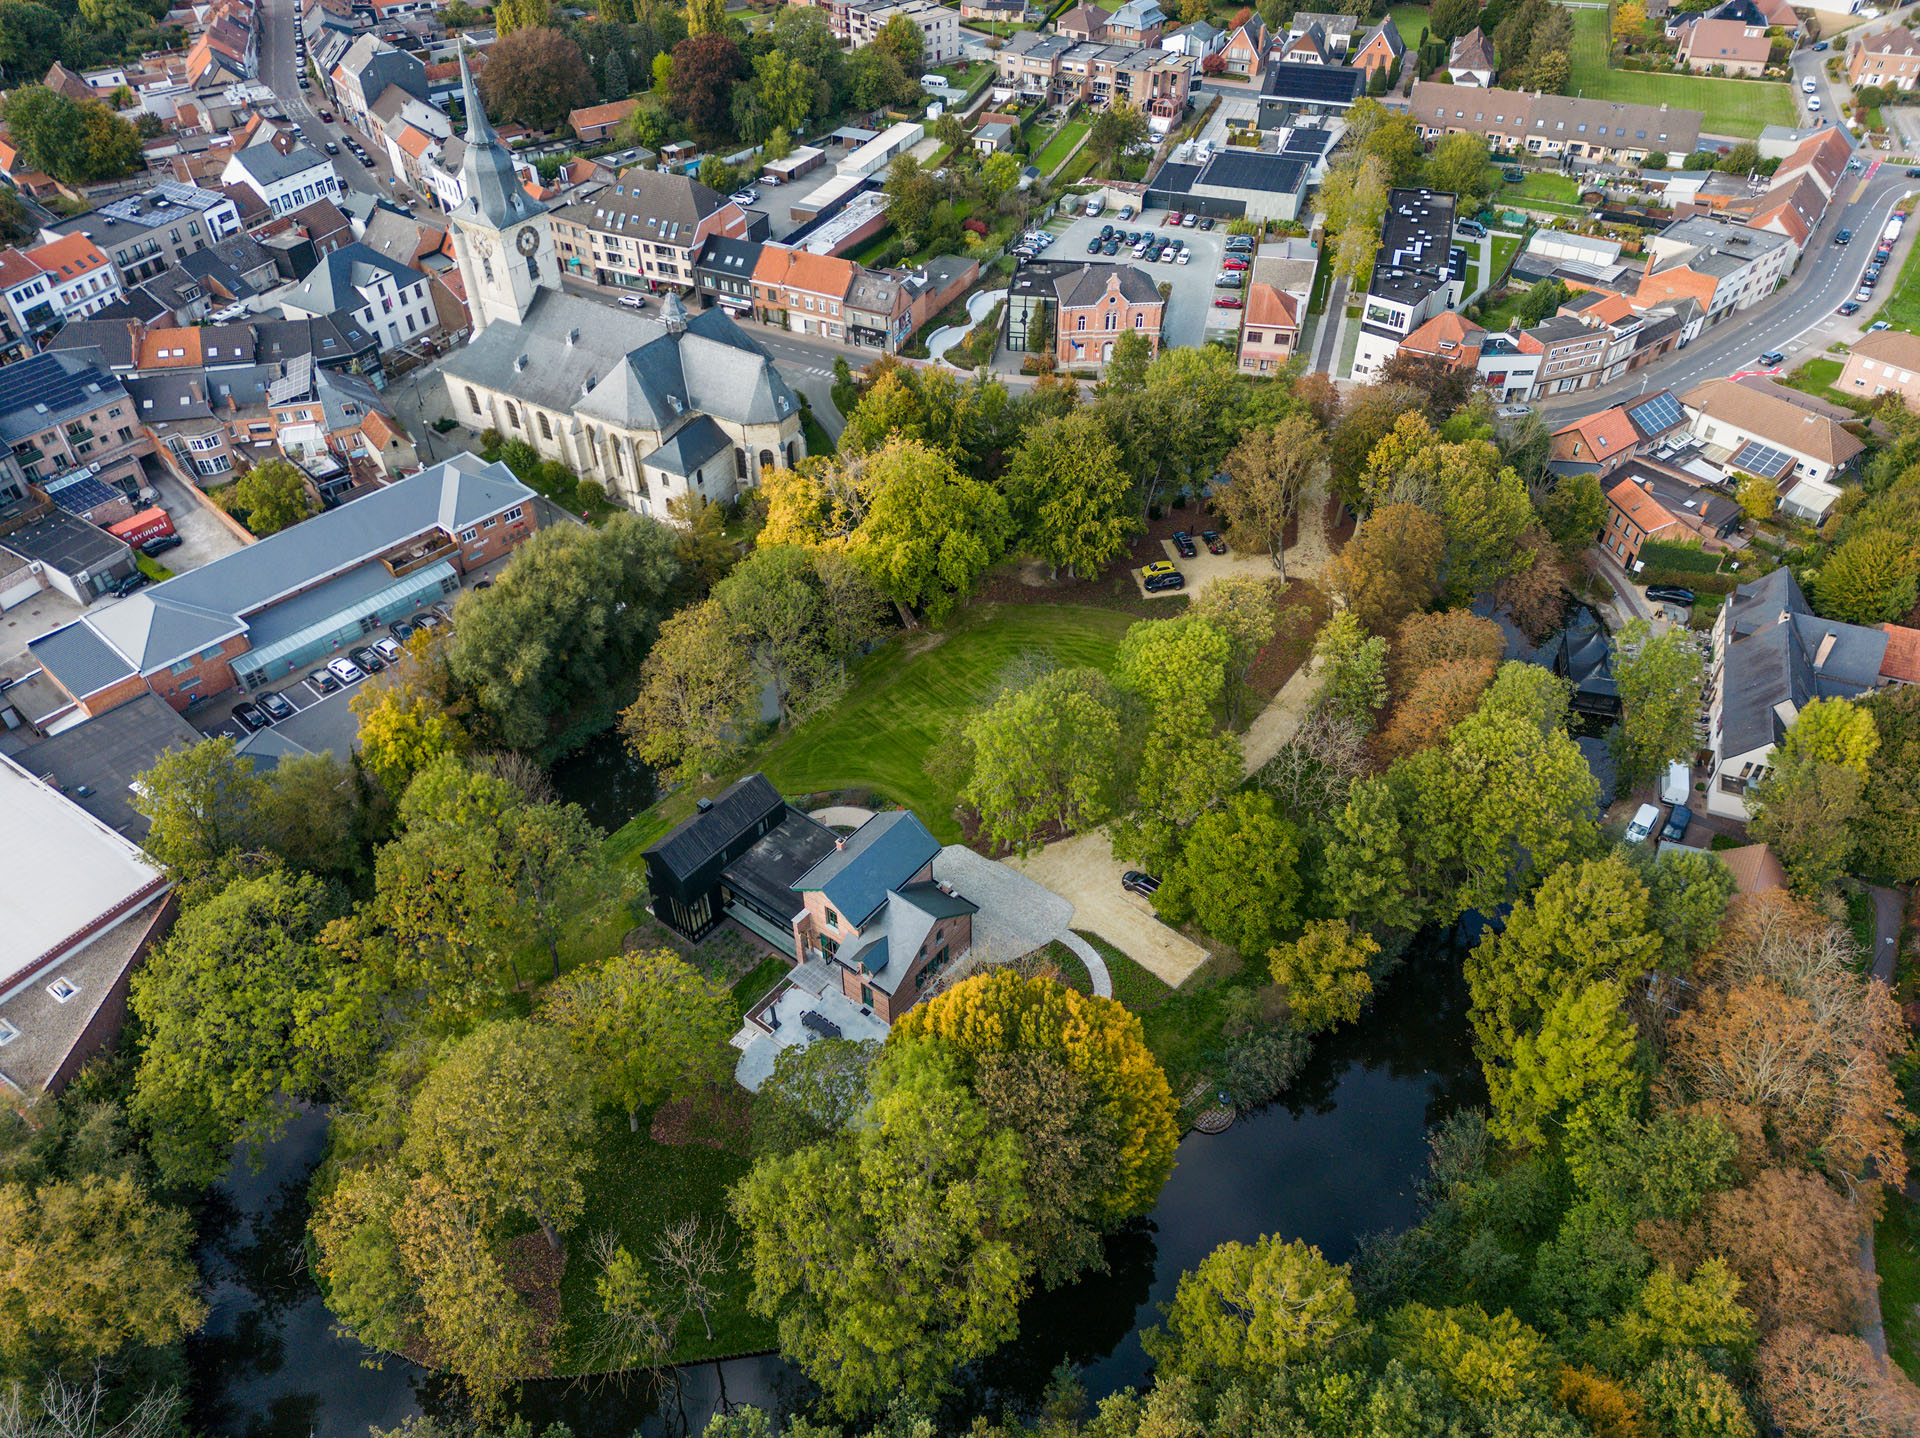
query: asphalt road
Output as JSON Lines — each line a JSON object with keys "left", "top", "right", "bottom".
{"left": 1538, "top": 163, "right": 1916, "bottom": 417}
{"left": 259, "top": 0, "right": 415, "bottom": 203}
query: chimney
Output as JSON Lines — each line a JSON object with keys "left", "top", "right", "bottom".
{"left": 695, "top": 797, "right": 714, "bottom": 812}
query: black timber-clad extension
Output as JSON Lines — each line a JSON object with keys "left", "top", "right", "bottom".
{"left": 642, "top": 773, "right": 788, "bottom": 939}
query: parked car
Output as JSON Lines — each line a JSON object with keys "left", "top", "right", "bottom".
{"left": 1086, "top": 236, "right": 1105, "bottom": 254}
{"left": 619, "top": 293, "right": 647, "bottom": 309}
{"left": 1757, "top": 349, "right": 1785, "bottom": 366}
{"left": 1103, "top": 240, "right": 1121, "bottom": 255}
{"left": 1121, "top": 870, "right": 1161, "bottom": 897}
{"left": 327, "top": 656, "right": 365, "bottom": 684}
{"left": 1858, "top": 287, "right": 1875, "bottom": 302}
{"left": 1141, "top": 559, "right": 1183, "bottom": 592}
{"left": 258, "top": 691, "right": 297, "bottom": 722}
{"left": 1199, "top": 216, "right": 1215, "bottom": 230}
{"left": 1167, "top": 211, "right": 1183, "bottom": 226}
{"left": 140, "top": 533, "right": 182, "bottom": 557}
{"left": 413, "top": 611, "right": 444, "bottom": 631}
{"left": 1814, "top": 38, "right": 1828, "bottom": 49}
{"left": 391, "top": 619, "right": 417, "bottom": 643}
{"left": 1221, "top": 256, "right": 1249, "bottom": 270}
{"left": 325, "top": 142, "right": 340, "bottom": 155}
{"left": 1457, "top": 218, "right": 1487, "bottom": 238}
{"left": 348, "top": 645, "right": 385, "bottom": 673}
{"left": 1099, "top": 224, "right": 1114, "bottom": 239}
{"left": 729, "top": 189, "right": 759, "bottom": 205}
{"left": 307, "top": 668, "right": 340, "bottom": 695}
{"left": 373, "top": 637, "right": 403, "bottom": 663}
{"left": 1182, "top": 212, "right": 1198, "bottom": 227}
{"left": 1839, "top": 300, "right": 1862, "bottom": 315}
{"left": 1873, "top": 320, "right": 1894, "bottom": 331}
{"left": 1862, "top": 271, "right": 1880, "bottom": 287}
{"left": 1661, "top": 805, "right": 1693, "bottom": 843}
{"left": 1624, "top": 802, "right": 1660, "bottom": 844}
{"left": 1214, "top": 273, "right": 1243, "bottom": 288}
{"left": 1495, "top": 404, "right": 1534, "bottom": 420}
{"left": 1118, "top": 204, "right": 1134, "bottom": 220}
{"left": 109, "top": 571, "right": 147, "bottom": 597}
{"left": 317, "top": 110, "right": 333, "bottom": 122}
{"left": 1807, "top": 97, "right": 1822, "bottom": 111}
{"left": 1213, "top": 294, "right": 1242, "bottom": 307}
{"left": 1644, "top": 585, "right": 1696, "bottom": 606}
{"left": 231, "top": 701, "right": 271, "bottom": 732}
{"left": 1172, "top": 530, "right": 1196, "bottom": 557}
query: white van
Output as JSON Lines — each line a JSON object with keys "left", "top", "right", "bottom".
{"left": 1660, "top": 762, "right": 1691, "bottom": 806}
{"left": 1625, "top": 803, "right": 1660, "bottom": 844}
{"left": 1803, "top": 77, "right": 1818, "bottom": 94}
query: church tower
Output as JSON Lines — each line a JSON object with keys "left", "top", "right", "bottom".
{"left": 447, "top": 43, "right": 559, "bottom": 334}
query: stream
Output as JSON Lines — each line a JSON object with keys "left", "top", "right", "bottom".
{"left": 186, "top": 932, "right": 1482, "bottom": 1437}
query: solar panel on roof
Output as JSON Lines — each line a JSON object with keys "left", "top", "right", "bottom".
{"left": 1625, "top": 391, "right": 1683, "bottom": 436}
{"left": 43, "top": 467, "right": 124, "bottom": 514}
{"left": 1730, "top": 439, "right": 1793, "bottom": 478}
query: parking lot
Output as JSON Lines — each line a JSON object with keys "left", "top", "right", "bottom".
{"left": 186, "top": 551, "right": 514, "bottom": 754}
{"left": 1043, "top": 207, "right": 1242, "bottom": 350}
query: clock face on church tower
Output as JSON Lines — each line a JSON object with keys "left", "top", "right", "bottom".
{"left": 516, "top": 226, "right": 540, "bottom": 257}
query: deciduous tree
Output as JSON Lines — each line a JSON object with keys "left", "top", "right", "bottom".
{"left": 1539, "top": 472, "right": 1607, "bottom": 559}
{"left": 1154, "top": 791, "right": 1302, "bottom": 955}
{"left": 130, "top": 736, "right": 264, "bottom": 886}
{"left": 1858, "top": 685, "right": 1920, "bottom": 882}
{"left": 479, "top": 27, "right": 599, "bottom": 130}
{"left": 1269, "top": 919, "right": 1377, "bottom": 1032}
{"left": 404, "top": 1020, "right": 596, "bottom": 1250}
{"left": 848, "top": 439, "right": 1011, "bottom": 623}
{"left": 1612, "top": 620, "right": 1706, "bottom": 789}
{"left": 131, "top": 870, "right": 367, "bottom": 1186}
{"left": 619, "top": 598, "right": 757, "bottom": 785}
{"left": 961, "top": 667, "right": 1121, "bottom": 855}
{"left": 446, "top": 513, "right": 680, "bottom": 750}
{"left": 1143, "top": 1235, "right": 1358, "bottom": 1381}
{"left": 1003, "top": 409, "right": 1138, "bottom": 579}
{"left": 542, "top": 948, "right": 734, "bottom": 1129}
{"left": 662, "top": 32, "right": 746, "bottom": 134}
{"left": 1377, "top": 657, "right": 1497, "bottom": 760}
{"left": 893, "top": 970, "right": 1178, "bottom": 1222}
{"left": 1634, "top": 1350, "right": 1757, "bottom": 1438}
{"left": 1756, "top": 1324, "right": 1920, "bottom": 1437}
{"left": 1814, "top": 527, "right": 1919, "bottom": 624}
{"left": 1705, "top": 1169, "right": 1872, "bottom": 1333}
{"left": 1110, "top": 615, "right": 1241, "bottom": 866}
{"left": 1312, "top": 611, "right": 1390, "bottom": 731}
{"left": 226, "top": 458, "right": 315, "bottom": 536}
{"left": 354, "top": 686, "right": 468, "bottom": 797}
{"left": 729, "top": 1051, "right": 1030, "bottom": 1413}
{"left": 1494, "top": 978, "right": 1642, "bottom": 1149}
{"left": 1325, "top": 502, "right": 1444, "bottom": 634}
{"left": 1191, "top": 577, "right": 1284, "bottom": 725}
{"left": 1215, "top": 414, "right": 1328, "bottom": 580}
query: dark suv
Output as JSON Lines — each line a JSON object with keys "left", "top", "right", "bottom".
{"left": 1122, "top": 870, "right": 1161, "bottom": 897}
{"left": 1172, "top": 530, "right": 1197, "bottom": 557}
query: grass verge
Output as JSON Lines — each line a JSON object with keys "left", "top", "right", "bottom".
{"left": 1874, "top": 220, "right": 1920, "bottom": 333}
{"left": 1035, "top": 120, "right": 1089, "bottom": 176}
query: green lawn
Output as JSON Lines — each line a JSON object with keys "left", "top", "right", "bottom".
{"left": 1034, "top": 120, "right": 1089, "bottom": 176}
{"left": 759, "top": 604, "right": 1133, "bottom": 841}
{"left": 1072, "top": 931, "right": 1252, "bottom": 1100}
{"left": 607, "top": 604, "right": 1137, "bottom": 862}
{"left": 1880, "top": 1188, "right": 1920, "bottom": 1383}
{"left": 1387, "top": 4, "right": 1430, "bottom": 45}
{"left": 1567, "top": 8, "right": 1796, "bottom": 139}
{"left": 1507, "top": 171, "right": 1579, "bottom": 204}
{"left": 1782, "top": 356, "right": 1873, "bottom": 413}
{"left": 1489, "top": 230, "right": 1523, "bottom": 286}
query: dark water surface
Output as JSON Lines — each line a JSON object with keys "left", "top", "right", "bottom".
{"left": 186, "top": 938, "right": 1483, "bottom": 1438}
{"left": 547, "top": 728, "right": 656, "bottom": 835}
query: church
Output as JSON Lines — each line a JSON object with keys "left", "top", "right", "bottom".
{"left": 436, "top": 51, "right": 804, "bottom": 519}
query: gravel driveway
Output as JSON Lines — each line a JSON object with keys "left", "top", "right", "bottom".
{"left": 1007, "top": 833, "right": 1210, "bottom": 986}
{"left": 933, "top": 845, "right": 1072, "bottom": 960}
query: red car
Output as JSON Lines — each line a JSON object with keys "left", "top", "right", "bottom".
{"left": 317, "top": 110, "right": 334, "bottom": 122}
{"left": 1213, "top": 295, "right": 1243, "bottom": 308}
{"left": 1221, "top": 256, "right": 1249, "bottom": 270}
{"left": 1167, "top": 210, "right": 1184, "bottom": 226}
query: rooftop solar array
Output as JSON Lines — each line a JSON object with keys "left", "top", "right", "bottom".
{"left": 1626, "top": 390, "right": 1684, "bottom": 436}
{"left": 1731, "top": 439, "right": 1794, "bottom": 478}
{"left": 268, "top": 353, "right": 314, "bottom": 406}
{"left": 43, "top": 466, "right": 125, "bottom": 514}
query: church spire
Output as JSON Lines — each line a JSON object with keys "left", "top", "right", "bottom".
{"left": 457, "top": 39, "right": 498, "bottom": 148}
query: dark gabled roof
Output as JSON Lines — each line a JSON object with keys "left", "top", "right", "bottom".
{"left": 1055, "top": 262, "right": 1161, "bottom": 307}
{"left": 645, "top": 772, "right": 784, "bottom": 881}
{"left": 1259, "top": 62, "right": 1364, "bottom": 103}
{"left": 791, "top": 810, "right": 941, "bottom": 928}
{"left": 0, "top": 352, "right": 126, "bottom": 444}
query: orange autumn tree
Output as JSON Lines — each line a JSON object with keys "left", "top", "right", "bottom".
{"left": 1662, "top": 892, "right": 1910, "bottom": 1190}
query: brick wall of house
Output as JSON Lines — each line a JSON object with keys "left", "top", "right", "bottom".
{"left": 1057, "top": 290, "right": 1163, "bottom": 367}
{"left": 146, "top": 630, "right": 251, "bottom": 710}
{"left": 836, "top": 910, "right": 971, "bottom": 1022}
{"left": 450, "top": 499, "right": 537, "bottom": 571}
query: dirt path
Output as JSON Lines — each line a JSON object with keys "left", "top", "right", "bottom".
{"left": 1284, "top": 476, "right": 1335, "bottom": 581}
{"left": 1239, "top": 656, "right": 1321, "bottom": 777}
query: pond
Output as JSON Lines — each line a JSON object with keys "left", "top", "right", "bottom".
{"left": 547, "top": 727, "right": 656, "bottom": 836}
{"left": 186, "top": 934, "right": 1483, "bottom": 1438}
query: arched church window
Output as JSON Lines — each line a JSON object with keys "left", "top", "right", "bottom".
{"left": 482, "top": 256, "right": 494, "bottom": 284}
{"left": 505, "top": 402, "right": 519, "bottom": 428}
{"left": 465, "top": 386, "right": 480, "bottom": 414}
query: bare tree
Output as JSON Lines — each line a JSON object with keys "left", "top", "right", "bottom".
{"left": 588, "top": 1229, "right": 679, "bottom": 1375}
{"left": 653, "top": 1215, "right": 730, "bottom": 1341}
{"left": 0, "top": 1377, "right": 180, "bottom": 1438}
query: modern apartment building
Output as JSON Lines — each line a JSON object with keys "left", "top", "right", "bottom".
{"left": 549, "top": 170, "right": 752, "bottom": 292}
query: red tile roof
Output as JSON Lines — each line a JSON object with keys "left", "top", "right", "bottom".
{"left": 1555, "top": 404, "right": 1639, "bottom": 457}
{"left": 1880, "top": 623, "right": 1920, "bottom": 684}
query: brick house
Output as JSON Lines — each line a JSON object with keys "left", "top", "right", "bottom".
{"left": 1837, "top": 328, "right": 1920, "bottom": 405}
{"left": 1849, "top": 24, "right": 1920, "bottom": 90}
{"left": 1237, "top": 282, "right": 1300, "bottom": 374}
{"left": 753, "top": 245, "right": 856, "bottom": 339}
{"left": 1221, "top": 14, "right": 1268, "bottom": 77}
{"left": 1349, "top": 17, "right": 1404, "bottom": 80}
{"left": 791, "top": 812, "right": 976, "bottom": 1024}
{"left": 1599, "top": 459, "right": 1742, "bottom": 566}
{"left": 1676, "top": 18, "right": 1770, "bottom": 77}
{"left": 550, "top": 170, "right": 751, "bottom": 293}
{"left": 1549, "top": 389, "right": 1689, "bottom": 477}
{"left": 1053, "top": 262, "right": 1164, "bottom": 367}
{"left": 568, "top": 97, "right": 639, "bottom": 143}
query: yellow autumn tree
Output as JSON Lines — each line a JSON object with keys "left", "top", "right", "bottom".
{"left": 892, "top": 969, "right": 1178, "bottom": 1219}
